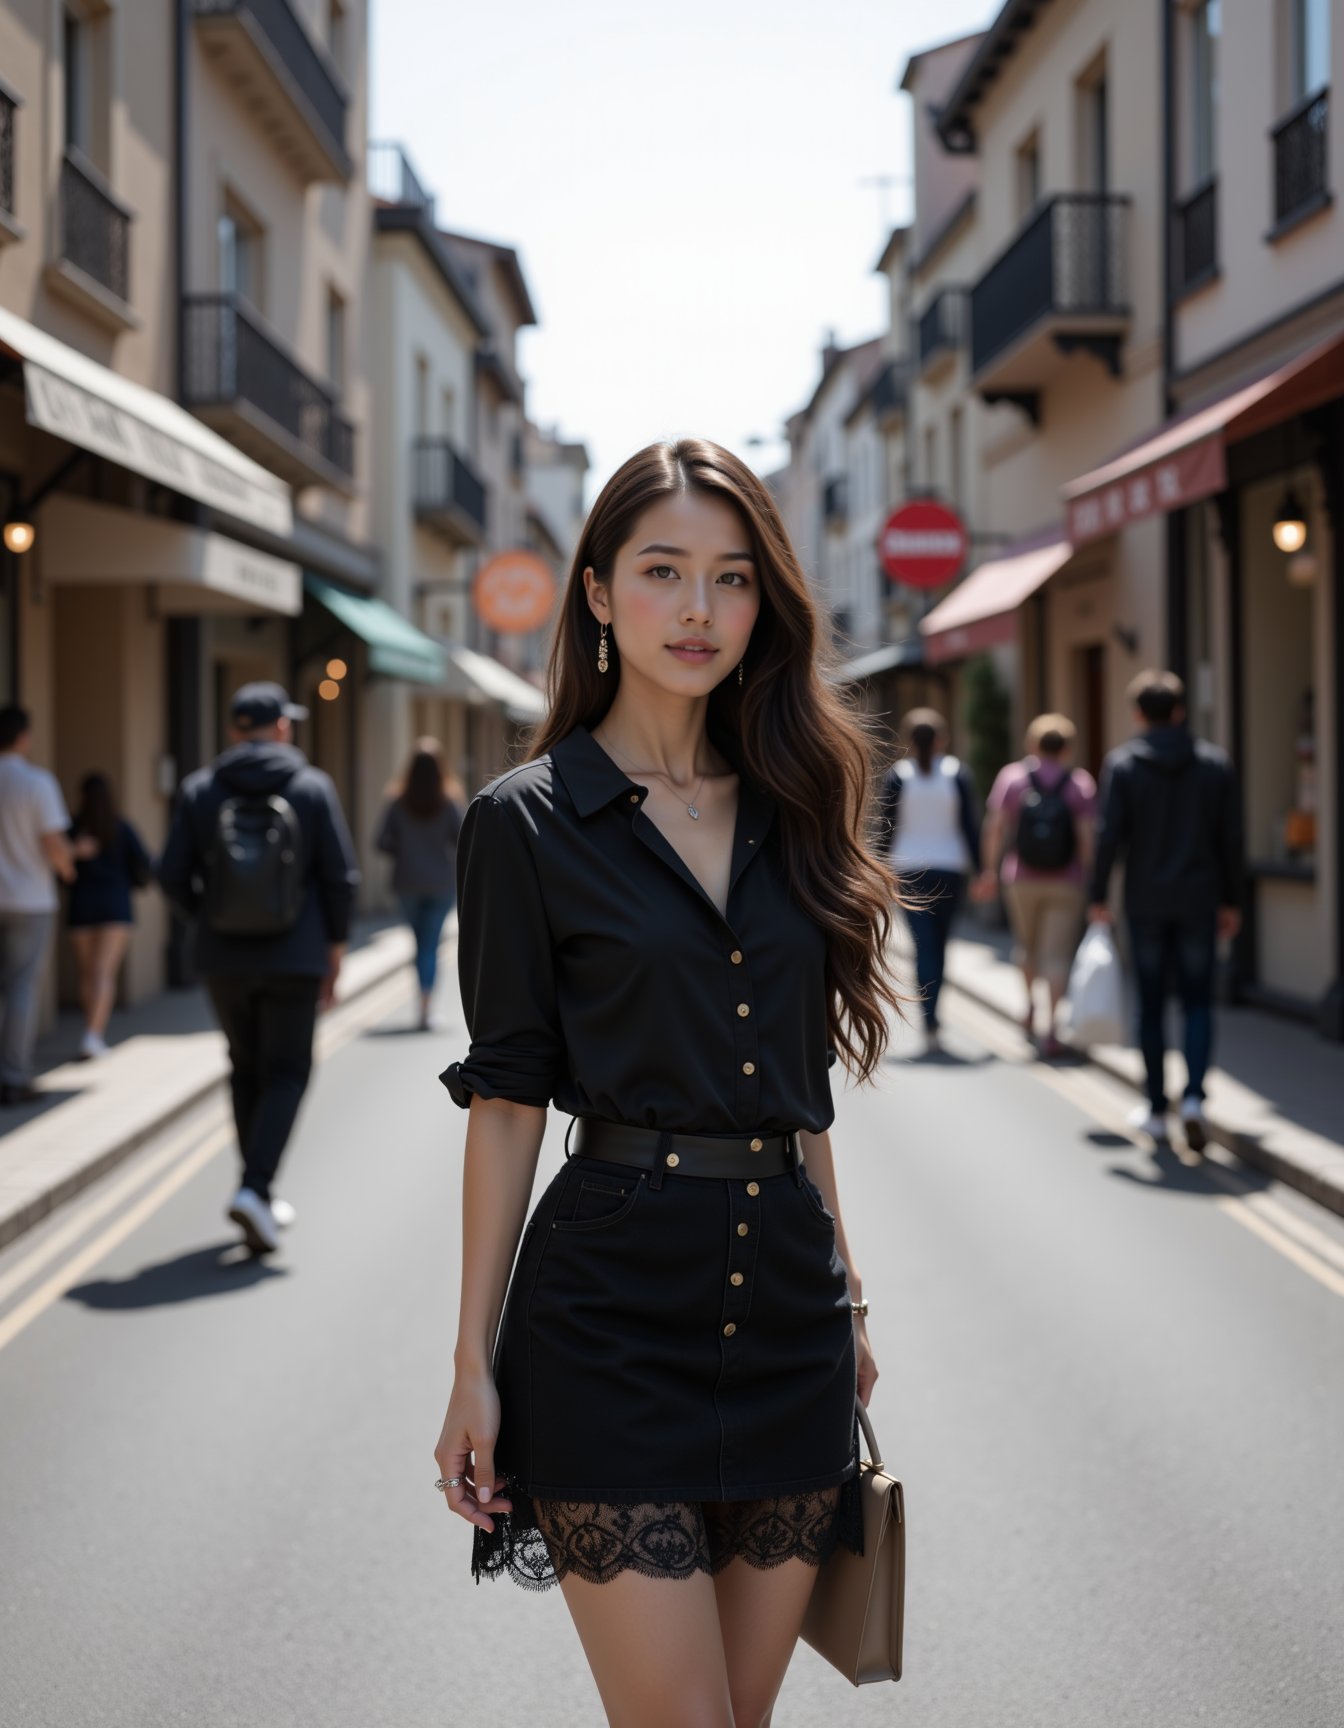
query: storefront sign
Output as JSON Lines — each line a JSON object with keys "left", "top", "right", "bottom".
{"left": 878, "top": 500, "right": 968, "bottom": 588}
{"left": 1065, "top": 435, "right": 1227, "bottom": 547}
{"left": 474, "top": 550, "right": 556, "bottom": 634}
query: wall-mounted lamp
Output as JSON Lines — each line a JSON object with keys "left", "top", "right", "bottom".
{"left": 2, "top": 521, "right": 35, "bottom": 555}
{"left": 325, "top": 657, "right": 348, "bottom": 681}
{"left": 318, "top": 679, "right": 341, "bottom": 702}
{"left": 1272, "top": 487, "right": 1308, "bottom": 554}
{"left": 1111, "top": 622, "right": 1140, "bottom": 655}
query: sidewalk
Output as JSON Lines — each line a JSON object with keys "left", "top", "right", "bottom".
{"left": 940, "top": 920, "right": 1344, "bottom": 1218}
{"left": 0, "top": 917, "right": 425, "bottom": 1250}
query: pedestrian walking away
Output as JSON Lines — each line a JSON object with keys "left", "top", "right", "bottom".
{"left": 878, "top": 708, "right": 980, "bottom": 1054}
{"left": 158, "top": 682, "right": 360, "bottom": 1255}
{"left": 0, "top": 705, "right": 76, "bottom": 1105}
{"left": 1088, "top": 670, "right": 1244, "bottom": 1152}
{"left": 433, "top": 439, "right": 902, "bottom": 1727}
{"left": 65, "top": 772, "right": 155, "bottom": 1060}
{"left": 375, "top": 738, "right": 464, "bottom": 1031}
{"left": 977, "top": 714, "right": 1097, "bottom": 1058}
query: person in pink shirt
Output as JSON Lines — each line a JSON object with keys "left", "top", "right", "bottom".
{"left": 975, "top": 714, "right": 1097, "bottom": 1057}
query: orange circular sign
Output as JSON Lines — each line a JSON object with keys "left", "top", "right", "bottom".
{"left": 473, "top": 550, "right": 557, "bottom": 634}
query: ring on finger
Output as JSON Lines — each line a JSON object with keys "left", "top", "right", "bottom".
{"left": 435, "top": 1476, "right": 463, "bottom": 1492}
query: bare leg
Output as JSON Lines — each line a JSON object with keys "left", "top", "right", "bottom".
{"left": 68, "top": 929, "right": 96, "bottom": 1027}
{"left": 556, "top": 1567, "right": 735, "bottom": 1728}
{"left": 715, "top": 1556, "right": 827, "bottom": 1728}
{"left": 86, "top": 926, "right": 131, "bottom": 1037}
{"left": 1020, "top": 966, "right": 1037, "bottom": 1035}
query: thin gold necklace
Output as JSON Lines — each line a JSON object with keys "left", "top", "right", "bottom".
{"left": 600, "top": 736, "right": 709, "bottom": 820}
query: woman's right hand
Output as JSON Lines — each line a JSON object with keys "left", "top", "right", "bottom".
{"left": 434, "top": 1370, "right": 513, "bottom": 1533}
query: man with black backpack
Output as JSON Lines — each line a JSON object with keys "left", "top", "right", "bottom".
{"left": 1088, "top": 670, "right": 1243, "bottom": 1152}
{"left": 977, "top": 714, "right": 1097, "bottom": 1057}
{"left": 159, "top": 683, "right": 360, "bottom": 1253}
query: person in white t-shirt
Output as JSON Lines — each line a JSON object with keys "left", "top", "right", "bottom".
{"left": 0, "top": 705, "right": 75, "bottom": 1103}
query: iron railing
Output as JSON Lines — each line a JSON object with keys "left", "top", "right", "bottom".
{"left": 870, "top": 359, "right": 907, "bottom": 419}
{"left": 1272, "top": 88, "right": 1329, "bottom": 227}
{"left": 0, "top": 87, "right": 15, "bottom": 218}
{"left": 970, "top": 193, "right": 1130, "bottom": 377}
{"left": 822, "top": 476, "right": 847, "bottom": 524}
{"left": 367, "top": 141, "right": 434, "bottom": 215}
{"left": 182, "top": 293, "right": 354, "bottom": 479}
{"left": 413, "top": 438, "right": 488, "bottom": 532}
{"left": 917, "top": 289, "right": 968, "bottom": 369}
{"left": 60, "top": 148, "right": 131, "bottom": 303}
{"left": 193, "top": 0, "right": 347, "bottom": 163}
{"left": 1173, "top": 177, "right": 1218, "bottom": 295}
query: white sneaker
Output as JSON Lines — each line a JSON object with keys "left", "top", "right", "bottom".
{"left": 1127, "top": 1102, "right": 1170, "bottom": 1143}
{"left": 270, "top": 1197, "right": 296, "bottom": 1230}
{"left": 78, "top": 1029, "right": 107, "bottom": 1060}
{"left": 227, "top": 1187, "right": 280, "bottom": 1253}
{"left": 1180, "top": 1097, "right": 1208, "bottom": 1153}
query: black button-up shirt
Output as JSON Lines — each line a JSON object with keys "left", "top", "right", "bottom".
{"left": 440, "top": 724, "right": 836, "bottom": 1134}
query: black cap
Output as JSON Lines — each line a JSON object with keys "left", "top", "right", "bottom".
{"left": 230, "top": 681, "right": 309, "bottom": 729}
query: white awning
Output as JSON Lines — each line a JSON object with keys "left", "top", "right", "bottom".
{"left": 441, "top": 643, "right": 547, "bottom": 722}
{"left": 0, "top": 306, "right": 292, "bottom": 536}
{"left": 42, "top": 497, "right": 301, "bottom": 616}
{"left": 919, "top": 531, "right": 1072, "bottom": 665}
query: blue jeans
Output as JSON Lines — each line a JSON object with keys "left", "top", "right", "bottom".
{"left": 904, "top": 870, "right": 964, "bottom": 1031}
{"left": 1127, "top": 916, "right": 1217, "bottom": 1112}
{"left": 401, "top": 894, "right": 455, "bottom": 994}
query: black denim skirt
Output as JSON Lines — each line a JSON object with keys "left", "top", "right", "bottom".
{"left": 473, "top": 1130, "right": 859, "bottom": 1586}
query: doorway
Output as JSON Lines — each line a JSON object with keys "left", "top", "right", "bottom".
{"left": 1072, "top": 643, "right": 1106, "bottom": 782}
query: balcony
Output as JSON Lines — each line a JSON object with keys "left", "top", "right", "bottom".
{"left": 822, "top": 475, "right": 847, "bottom": 528}
{"left": 368, "top": 141, "right": 434, "bottom": 216}
{"left": 969, "top": 193, "right": 1131, "bottom": 422}
{"left": 869, "top": 359, "right": 907, "bottom": 426}
{"left": 1270, "top": 88, "right": 1330, "bottom": 238}
{"left": 182, "top": 294, "right": 354, "bottom": 489}
{"left": 413, "top": 438, "right": 488, "bottom": 546}
{"left": 917, "top": 288, "right": 968, "bottom": 376}
{"left": 0, "top": 79, "right": 19, "bottom": 242}
{"left": 193, "top": 0, "right": 350, "bottom": 184}
{"left": 44, "top": 148, "right": 136, "bottom": 330}
{"left": 1173, "top": 178, "right": 1218, "bottom": 298}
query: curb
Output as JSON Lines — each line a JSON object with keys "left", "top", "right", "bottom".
{"left": 0, "top": 929, "right": 422, "bottom": 1253}
{"left": 943, "top": 959, "right": 1344, "bottom": 1221}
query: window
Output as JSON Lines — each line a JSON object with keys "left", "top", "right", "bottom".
{"left": 218, "top": 195, "right": 263, "bottom": 308}
{"left": 1190, "top": 0, "right": 1221, "bottom": 185}
{"left": 923, "top": 424, "right": 938, "bottom": 493}
{"left": 326, "top": 285, "right": 346, "bottom": 393}
{"left": 328, "top": 0, "right": 348, "bottom": 77}
{"left": 1291, "top": 0, "right": 1330, "bottom": 102}
{"left": 949, "top": 407, "right": 964, "bottom": 510}
{"left": 63, "top": 8, "right": 88, "bottom": 153}
{"left": 1076, "top": 58, "right": 1109, "bottom": 193}
{"left": 414, "top": 354, "right": 430, "bottom": 436}
{"left": 441, "top": 385, "right": 456, "bottom": 440}
{"left": 1016, "top": 130, "right": 1041, "bottom": 219}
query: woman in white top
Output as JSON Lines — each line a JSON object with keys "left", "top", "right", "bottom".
{"left": 878, "top": 709, "right": 981, "bottom": 1052}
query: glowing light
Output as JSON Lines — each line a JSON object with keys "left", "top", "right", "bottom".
{"left": 3, "top": 521, "right": 35, "bottom": 554}
{"left": 1272, "top": 488, "right": 1308, "bottom": 555}
{"left": 325, "top": 657, "right": 348, "bottom": 680}
{"left": 318, "top": 679, "right": 341, "bottom": 701}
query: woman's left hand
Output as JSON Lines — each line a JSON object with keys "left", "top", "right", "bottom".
{"left": 855, "top": 1319, "right": 878, "bottom": 1408}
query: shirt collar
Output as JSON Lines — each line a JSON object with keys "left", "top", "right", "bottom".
{"left": 552, "top": 725, "right": 777, "bottom": 836}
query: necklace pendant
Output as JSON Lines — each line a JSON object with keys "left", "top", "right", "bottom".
{"left": 687, "top": 803, "right": 700, "bottom": 820}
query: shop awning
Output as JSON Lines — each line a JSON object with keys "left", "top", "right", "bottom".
{"left": 919, "top": 532, "right": 1072, "bottom": 665}
{"left": 42, "top": 497, "right": 301, "bottom": 615}
{"left": 305, "top": 574, "right": 446, "bottom": 686}
{"left": 835, "top": 640, "right": 924, "bottom": 683}
{"left": 442, "top": 643, "right": 547, "bottom": 723}
{"left": 1063, "top": 329, "right": 1344, "bottom": 546}
{"left": 0, "top": 306, "right": 292, "bottom": 536}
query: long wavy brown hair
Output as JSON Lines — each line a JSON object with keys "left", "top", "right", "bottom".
{"left": 526, "top": 438, "right": 904, "bottom": 1081}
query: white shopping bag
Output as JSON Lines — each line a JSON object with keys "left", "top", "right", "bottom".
{"left": 1059, "top": 925, "right": 1126, "bottom": 1047}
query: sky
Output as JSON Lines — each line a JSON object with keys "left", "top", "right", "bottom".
{"left": 369, "top": 0, "right": 998, "bottom": 497}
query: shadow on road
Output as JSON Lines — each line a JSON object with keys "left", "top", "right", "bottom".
{"left": 1104, "top": 1142, "right": 1272, "bottom": 1201}
{"left": 65, "top": 1243, "right": 289, "bottom": 1310}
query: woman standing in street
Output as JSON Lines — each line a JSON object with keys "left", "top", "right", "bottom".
{"left": 65, "top": 773, "right": 153, "bottom": 1059}
{"left": 879, "top": 709, "right": 980, "bottom": 1054}
{"left": 375, "top": 740, "right": 464, "bottom": 1031}
{"left": 978, "top": 714, "right": 1097, "bottom": 1058}
{"left": 433, "top": 439, "right": 900, "bottom": 1727}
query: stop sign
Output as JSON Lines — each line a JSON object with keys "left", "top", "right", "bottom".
{"left": 879, "top": 500, "right": 968, "bottom": 588}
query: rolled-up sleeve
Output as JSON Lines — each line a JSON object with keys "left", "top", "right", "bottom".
{"left": 439, "top": 792, "right": 564, "bottom": 1110}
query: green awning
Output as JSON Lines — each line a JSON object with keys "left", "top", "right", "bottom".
{"left": 304, "top": 573, "right": 446, "bottom": 686}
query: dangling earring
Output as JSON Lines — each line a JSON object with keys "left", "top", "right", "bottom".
{"left": 597, "top": 621, "right": 609, "bottom": 675}
{"left": 737, "top": 660, "right": 744, "bottom": 687}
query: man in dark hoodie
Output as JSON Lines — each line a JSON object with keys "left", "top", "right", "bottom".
{"left": 1088, "top": 669, "right": 1243, "bottom": 1151}
{"left": 159, "top": 683, "right": 360, "bottom": 1253}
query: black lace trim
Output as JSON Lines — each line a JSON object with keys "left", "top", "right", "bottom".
{"left": 472, "top": 1470, "right": 863, "bottom": 1591}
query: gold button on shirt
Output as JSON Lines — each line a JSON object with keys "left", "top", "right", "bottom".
{"left": 737, "top": 1222, "right": 749, "bottom": 1237}
{"left": 746, "top": 1181, "right": 760, "bottom": 1196}
{"left": 730, "top": 1272, "right": 744, "bottom": 1287}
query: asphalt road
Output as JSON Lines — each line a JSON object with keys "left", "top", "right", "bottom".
{"left": 1, "top": 965, "right": 1342, "bottom": 1728}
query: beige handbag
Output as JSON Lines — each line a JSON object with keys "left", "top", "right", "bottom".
{"left": 800, "top": 1400, "right": 905, "bottom": 1685}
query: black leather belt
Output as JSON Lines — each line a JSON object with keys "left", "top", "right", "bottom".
{"left": 568, "top": 1118, "right": 803, "bottom": 1185}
